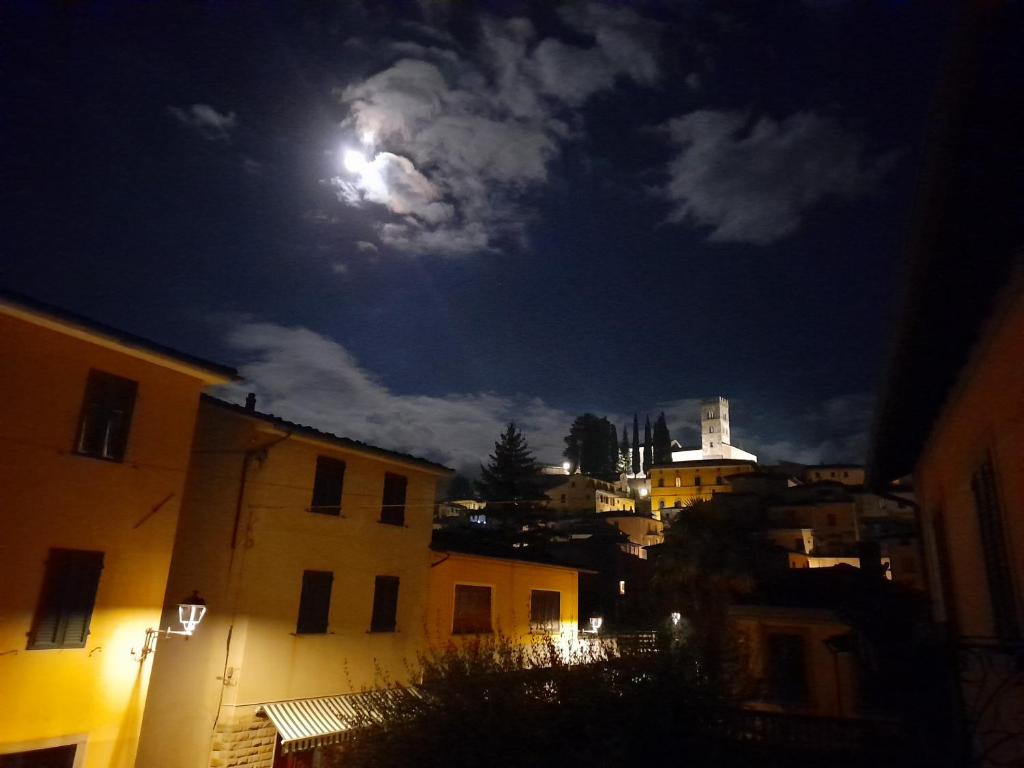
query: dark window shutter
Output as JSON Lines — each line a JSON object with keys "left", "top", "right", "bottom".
{"left": 530, "top": 590, "right": 560, "bottom": 634}
{"left": 296, "top": 571, "right": 333, "bottom": 634}
{"left": 381, "top": 473, "right": 407, "bottom": 526}
{"left": 370, "top": 576, "right": 400, "bottom": 632}
{"left": 310, "top": 456, "right": 345, "bottom": 515}
{"left": 972, "top": 457, "right": 1019, "bottom": 639}
{"left": 28, "top": 549, "right": 104, "bottom": 650}
{"left": 766, "top": 633, "right": 809, "bottom": 704}
{"left": 453, "top": 585, "right": 492, "bottom": 634}
{"left": 75, "top": 371, "right": 137, "bottom": 462}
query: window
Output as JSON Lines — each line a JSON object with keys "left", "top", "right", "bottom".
{"left": 674, "top": 500, "right": 681, "bottom": 508}
{"left": 716, "top": 477, "right": 723, "bottom": 485}
{"left": 28, "top": 549, "right": 104, "bottom": 650}
{"left": 694, "top": 476, "right": 702, "bottom": 487}
{"left": 75, "top": 371, "right": 137, "bottom": 462}
{"left": 453, "top": 585, "right": 492, "bottom": 634}
{"left": 674, "top": 477, "right": 681, "bottom": 488}
{"left": 709, "top": 426, "right": 715, "bottom": 433}
{"left": 296, "top": 570, "right": 332, "bottom": 634}
{"left": 530, "top": 590, "right": 560, "bottom": 634}
{"left": 972, "top": 457, "right": 1019, "bottom": 638}
{"left": 560, "top": 494, "right": 566, "bottom": 504}
{"left": 766, "top": 632, "right": 809, "bottom": 704}
{"left": 618, "top": 580, "right": 626, "bottom": 595}
{"left": 310, "top": 456, "right": 345, "bottom": 515}
{"left": 658, "top": 478, "right": 664, "bottom": 487}
{"left": 658, "top": 500, "right": 665, "bottom": 510}
{"left": 0, "top": 745, "right": 77, "bottom": 767}
{"left": 710, "top": 442, "right": 714, "bottom": 448}
{"left": 370, "top": 576, "right": 400, "bottom": 632}
{"left": 381, "top": 473, "right": 407, "bottom": 526}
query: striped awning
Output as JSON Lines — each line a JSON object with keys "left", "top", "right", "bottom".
{"left": 258, "top": 689, "right": 414, "bottom": 754}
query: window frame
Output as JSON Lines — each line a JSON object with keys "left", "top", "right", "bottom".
{"left": 28, "top": 549, "right": 104, "bottom": 650}
{"left": 309, "top": 455, "right": 346, "bottom": 516}
{"left": 369, "top": 575, "right": 400, "bottom": 633}
{"left": 380, "top": 473, "right": 407, "bottom": 526}
{"left": 529, "top": 589, "right": 561, "bottom": 635}
{"left": 74, "top": 370, "right": 138, "bottom": 463}
{"left": 452, "top": 583, "right": 493, "bottom": 635}
{"left": 296, "top": 570, "right": 333, "bottom": 635}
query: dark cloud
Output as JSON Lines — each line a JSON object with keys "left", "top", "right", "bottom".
{"left": 662, "top": 110, "right": 892, "bottom": 244}
{"left": 167, "top": 103, "right": 237, "bottom": 142}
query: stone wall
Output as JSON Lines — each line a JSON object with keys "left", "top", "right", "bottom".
{"left": 209, "top": 708, "right": 277, "bottom": 768}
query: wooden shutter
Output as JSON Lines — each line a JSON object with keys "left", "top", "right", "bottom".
{"left": 530, "top": 590, "right": 560, "bottom": 634}
{"left": 453, "top": 585, "right": 491, "bottom": 634}
{"left": 381, "top": 473, "right": 407, "bottom": 526}
{"left": 296, "top": 571, "right": 333, "bottom": 634}
{"left": 310, "top": 456, "right": 345, "bottom": 515}
{"left": 370, "top": 576, "right": 400, "bottom": 632}
{"left": 972, "top": 457, "right": 1019, "bottom": 638}
{"left": 28, "top": 549, "right": 104, "bottom": 650}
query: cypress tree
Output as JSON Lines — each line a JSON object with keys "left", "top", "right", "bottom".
{"left": 631, "top": 414, "right": 640, "bottom": 474}
{"left": 618, "top": 424, "right": 631, "bottom": 474}
{"left": 653, "top": 412, "right": 672, "bottom": 465}
{"left": 643, "top": 415, "right": 653, "bottom": 474}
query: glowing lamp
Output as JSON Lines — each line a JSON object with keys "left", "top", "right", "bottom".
{"left": 670, "top": 611, "right": 682, "bottom": 627}
{"left": 562, "top": 461, "right": 571, "bottom": 472}
{"left": 589, "top": 615, "right": 603, "bottom": 634}
{"left": 177, "top": 591, "right": 207, "bottom": 636}
{"left": 134, "top": 590, "right": 208, "bottom": 663}
{"left": 639, "top": 487, "right": 648, "bottom": 498}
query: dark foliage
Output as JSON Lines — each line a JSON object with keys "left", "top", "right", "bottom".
{"left": 653, "top": 411, "right": 672, "bottom": 464}
{"left": 631, "top": 413, "right": 640, "bottom": 474}
{"left": 563, "top": 413, "right": 619, "bottom": 480}
{"left": 476, "top": 423, "right": 543, "bottom": 509}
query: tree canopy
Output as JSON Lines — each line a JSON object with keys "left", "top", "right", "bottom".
{"left": 653, "top": 412, "right": 673, "bottom": 465}
{"left": 563, "top": 414, "right": 619, "bottom": 480}
{"left": 476, "top": 423, "right": 543, "bottom": 505}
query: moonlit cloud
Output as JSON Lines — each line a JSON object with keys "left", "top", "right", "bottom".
{"left": 167, "top": 103, "right": 237, "bottom": 141}
{"left": 331, "top": 7, "right": 663, "bottom": 257}
{"left": 217, "top": 320, "right": 573, "bottom": 471}
{"left": 662, "top": 110, "right": 892, "bottom": 245}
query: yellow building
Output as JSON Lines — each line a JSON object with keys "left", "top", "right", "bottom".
{"left": 135, "top": 396, "right": 452, "bottom": 768}
{"left": 599, "top": 513, "right": 664, "bottom": 556}
{"left": 648, "top": 459, "right": 757, "bottom": 513}
{"left": 545, "top": 474, "right": 635, "bottom": 514}
{"left": 0, "top": 293, "right": 235, "bottom": 768}
{"left": 801, "top": 465, "right": 866, "bottom": 486}
{"left": 426, "top": 551, "right": 580, "bottom": 649}
{"left": 732, "top": 606, "right": 859, "bottom": 718}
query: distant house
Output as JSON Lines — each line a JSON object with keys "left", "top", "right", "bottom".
{"left": 544, "top": 473, "right": 635, "bottom": 515}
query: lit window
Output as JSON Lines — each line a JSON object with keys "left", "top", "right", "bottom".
{"left": 675, "top": 477, "right": 681, "bottom": 488}
{"left": 453, "top": 585, "right": 492, "bottom": 634}
{"left": 310, "top": 456, "right": 345, "bottom": 515}
{"left": 618, "top": 580, "right": 626, "bottom": 595}
{"left": 75, "top": 370, "right": 137, "bottom": 462}
{"left": 28, "top": 549, "right": 104, "bottom": 650}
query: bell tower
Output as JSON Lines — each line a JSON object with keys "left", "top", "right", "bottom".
{"left": 700, "top": 396, "right": 730, "bottom": 458}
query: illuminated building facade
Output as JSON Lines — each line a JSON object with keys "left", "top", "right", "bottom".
{"left": 0, "top": 293, "right": 235, "bottom": 768}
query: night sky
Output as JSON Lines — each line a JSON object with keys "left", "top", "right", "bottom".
{"left": 1, "top": 2, "right": 953, "bottom": 472}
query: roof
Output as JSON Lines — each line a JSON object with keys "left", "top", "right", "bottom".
{"left": 869, "top": 4, "right": 1024, "bottom": 484}
{"left": 430, "top": 546, "right": 596, "bottom": 574}
{"left": 1, "top": 289, "right": 238, "bottom": 383}
{"left": 649, "top": 458, "right": 757, "bottom": 470}
{"left": 203, "top": 395, "right": 453, "bottom": 475}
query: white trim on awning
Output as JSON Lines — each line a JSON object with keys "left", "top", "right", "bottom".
{"left": 258, "top": 689, "right": 415, "bottom": 754}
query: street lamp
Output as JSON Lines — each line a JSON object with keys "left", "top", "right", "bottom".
{"left": 136, "top": 591, "right": 207, "bottom": 662}
{"left": 562, "top": 461, "right": 572, "bottom": 473}
{"left": 588, "top": 615, "right": 603, "bottom": 634}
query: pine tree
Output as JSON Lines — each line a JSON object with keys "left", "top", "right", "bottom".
{"left": 643, "top": 415, "right": 653, "bottom": 474}
{"left": 653, "top": 412, "right": 672, "bottom": 465}
{"left": 618, "top": 424, "right": 631, "bottom": 475}
{"left": 631, "top": 414, "right": 640, "bottom": 475}
{"left": 477, "top": 423, "right": 542, "bottom": 505}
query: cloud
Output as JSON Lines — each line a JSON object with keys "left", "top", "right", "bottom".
{"left": 167, "top": 103, "right": 237, "bottom": 141}
{"left": 355, "top": 240, "right": 379, "bottom": 254}
{"left": 658, "top": 393, "right": 872, "bottom": 465}
{"left": 662, "top": 110, "right": 891, "bottom": 245}
{"left": 216, "top": 320, "right": 573, "bottom": 472}
{"left": 331, "top": 7, "right": 663, "bottom": 257}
